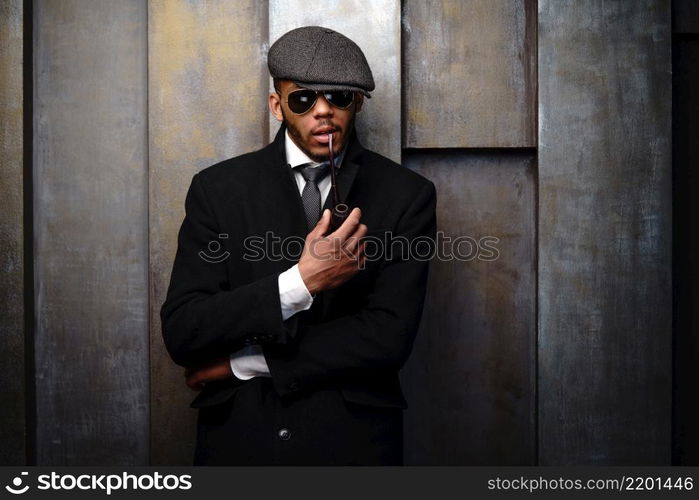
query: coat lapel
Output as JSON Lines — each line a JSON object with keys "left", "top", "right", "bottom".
{"left": 265, "top": 124, "right": 309, "bottom": 240}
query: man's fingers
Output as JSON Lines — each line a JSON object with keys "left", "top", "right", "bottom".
{"left": 330, "top": 207, "right": 362, "bottom": 242}
{"left": 356, "top": 240, "right": 367, "bottom": 262}
{"left": 186, "top": 370, "right": 205, "bottom": 390}
{"left": 310, "top": 209, "right": 330, "bottom": 237}
{"left": 185, "top": 374, "right": 204, "bottom": 391}
{"left": 343, "top": 223, "right": 368, "bottom": 254}
{"left": 188, "top": 381, "right": 204, "bottom": 391}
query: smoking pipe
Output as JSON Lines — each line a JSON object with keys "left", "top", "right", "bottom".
{"left": 327, "top": 132, "right": 350, "bottom": 232}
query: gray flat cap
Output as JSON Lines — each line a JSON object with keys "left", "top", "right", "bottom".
{"left": 268, "top": 26, "right": 374, "bottom": 98}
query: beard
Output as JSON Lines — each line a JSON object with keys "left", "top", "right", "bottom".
{"left": 281, "top": 108, "right": 356, "bottom": 163}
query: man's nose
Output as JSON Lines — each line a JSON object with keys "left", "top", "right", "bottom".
{"left": 313, "top": 94, "right": 333, "bottom": 116}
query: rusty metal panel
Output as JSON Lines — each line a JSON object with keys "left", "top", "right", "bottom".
{"left": 269, "top": 0, "right": 401, "bottom": 163}
{"left": 148, "top": 0, "right": 269, "bottom": 465}
{"left": 0, "top": 0, "right": 25, "bottom": 466}
{"left": 538, "top": 0, "right": 672, "bottom": 464}
{"left": 401, "top": 152, "right": 536, "bottom": 464}
{"left": 34, "top": 0, "right": 148, "bottom": 465}
{"left": 403, "top": 0, "right": 536, "bottom": 148}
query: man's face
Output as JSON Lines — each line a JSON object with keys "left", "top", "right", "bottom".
{"left": 269, "top": 80, "right": 364, "bottom": 162}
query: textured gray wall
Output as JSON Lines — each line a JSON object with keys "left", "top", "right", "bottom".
{"left": 399, "top": 0, "right": 538, "bottom": 464}
{"left": 0, "top": 0, "right": 25, "bottom": 466}
{"left": 403, "top": 0, "right": 536, "bottom": 148}
{"left": 402, "top": 152, "right": 536, "bottom": 464}
{"left": 537, "top": 0, "right": 672, "bottom": 464}
{"left": 33, "top": 0, "right": 149, "bottom": 465}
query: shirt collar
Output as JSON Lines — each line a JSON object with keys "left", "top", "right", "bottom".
{"left": 285, "top": 129, "right": 346, "bottom": 169}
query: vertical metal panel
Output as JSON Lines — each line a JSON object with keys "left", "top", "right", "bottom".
{"left": 401, "top": 153, "right": 536, "bottom": 464}
{"left": 269, "top": 0, "right": 401, "bottom": 163}
{"left": 672, "top": 39, "right": 699, "bottom": 464}
{"left": 0, "top": 0, "right": 25, "bottom": 466}
{"left": 403, "top": 0, "right": 536, "bottom": 148}
{"left": 538, "top": 0, "right": 672, "bottom": 464}
{"left": 149, "top": 0, "right": 269, "bottom": 465}
{"left": 34, "top": 0, "right": 148, "bottom": 465}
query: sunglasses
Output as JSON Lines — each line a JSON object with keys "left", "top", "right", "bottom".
{"left": 281, "top": 88, "right": 355, "bottom": 114}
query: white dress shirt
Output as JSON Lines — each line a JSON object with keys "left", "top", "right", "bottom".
{"left": 229, "top": 129, "right": 346, "bottom": 379}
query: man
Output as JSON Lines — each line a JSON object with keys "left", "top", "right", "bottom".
{"left": 160, "top": 26, "right": 437, "bottom": 465}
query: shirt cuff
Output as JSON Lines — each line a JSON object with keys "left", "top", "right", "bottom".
{"left": 229, "top": 345, "right": 271, "bottom": 380}
{"left": 278, "top": 263, "right": 314, "bottom": 321}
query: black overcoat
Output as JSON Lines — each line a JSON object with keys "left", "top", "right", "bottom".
{"left": 161, "top": 123, "right": 437, "bottom": 465}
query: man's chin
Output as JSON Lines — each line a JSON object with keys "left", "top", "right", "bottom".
{"left": 304, "top": 144, "right": 333, "bottom": 162}
{"left": 306, "top": 139, "right": 345, "bottom": 161}
{"left": 308, "top": 153, "right": 330, "bottom": 163}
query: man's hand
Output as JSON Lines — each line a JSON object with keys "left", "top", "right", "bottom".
{"left": 298, "top": 207, "right": 367, "bottom": 295}
{"left": 184, "top": 357, "right": 233, "bottom": 391}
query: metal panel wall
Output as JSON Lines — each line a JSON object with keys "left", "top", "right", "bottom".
{"left": 148, "top": 0, "right": 269, "bottom": 465}
{"left": 34, "top": 0, "right": 149, "bottom": 465}
{"left": 538, "top": 0, "right": 672, "bottom": 464}
{"left": 0, "top": 0, "right": 25, "bottom": 466}
{"left": 8, "top": 0, "right": 677, "bottom": 466}
{"left": 400, "top": 0, "right": 537, "bottom": 465}
{"left": 403, "top": 0, "right": 536, "bottom": 148}
{"left": 269, "top": 0, "right": 401, "bottom": 163}
{"left": 402, "top": 152, "right": 536, "bottom": 464}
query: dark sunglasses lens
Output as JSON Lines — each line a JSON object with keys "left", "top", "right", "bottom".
{"left": 287, "top": 90, "right": 317, "bottom": 114}
{"left": 325, "top": 91, "right": 354, "bottom": 108}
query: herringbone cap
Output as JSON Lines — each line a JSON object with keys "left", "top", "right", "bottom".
{"left": 268, "top": 26, "right": 375, "bottom": 97}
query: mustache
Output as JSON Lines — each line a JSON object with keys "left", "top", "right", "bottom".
{"left": 311, "top": 121, "right": 340, "bottom": 134}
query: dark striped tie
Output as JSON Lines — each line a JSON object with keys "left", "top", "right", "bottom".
{"left": 295, "top": 162, "right": 331, "bottom": 231}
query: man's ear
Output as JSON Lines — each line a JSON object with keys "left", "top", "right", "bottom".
{"left": 355, "top": 93, "right": 364, "bottom": 113}
{"left": 269, "top": 92, "right": 283, "bottom": 122}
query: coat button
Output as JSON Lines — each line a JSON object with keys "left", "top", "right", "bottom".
{"left": 288, "top": 381, "right": 299, "bottom": 391}
{"left": 278, "top": 428, "right": 291, "bottom": 441}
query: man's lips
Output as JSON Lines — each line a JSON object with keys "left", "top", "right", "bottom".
{"left": 312, "top": 127, "right": 336, "bottom": 136}
{"left": 311, "top": 127, "right": 337, "bottom": 145}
